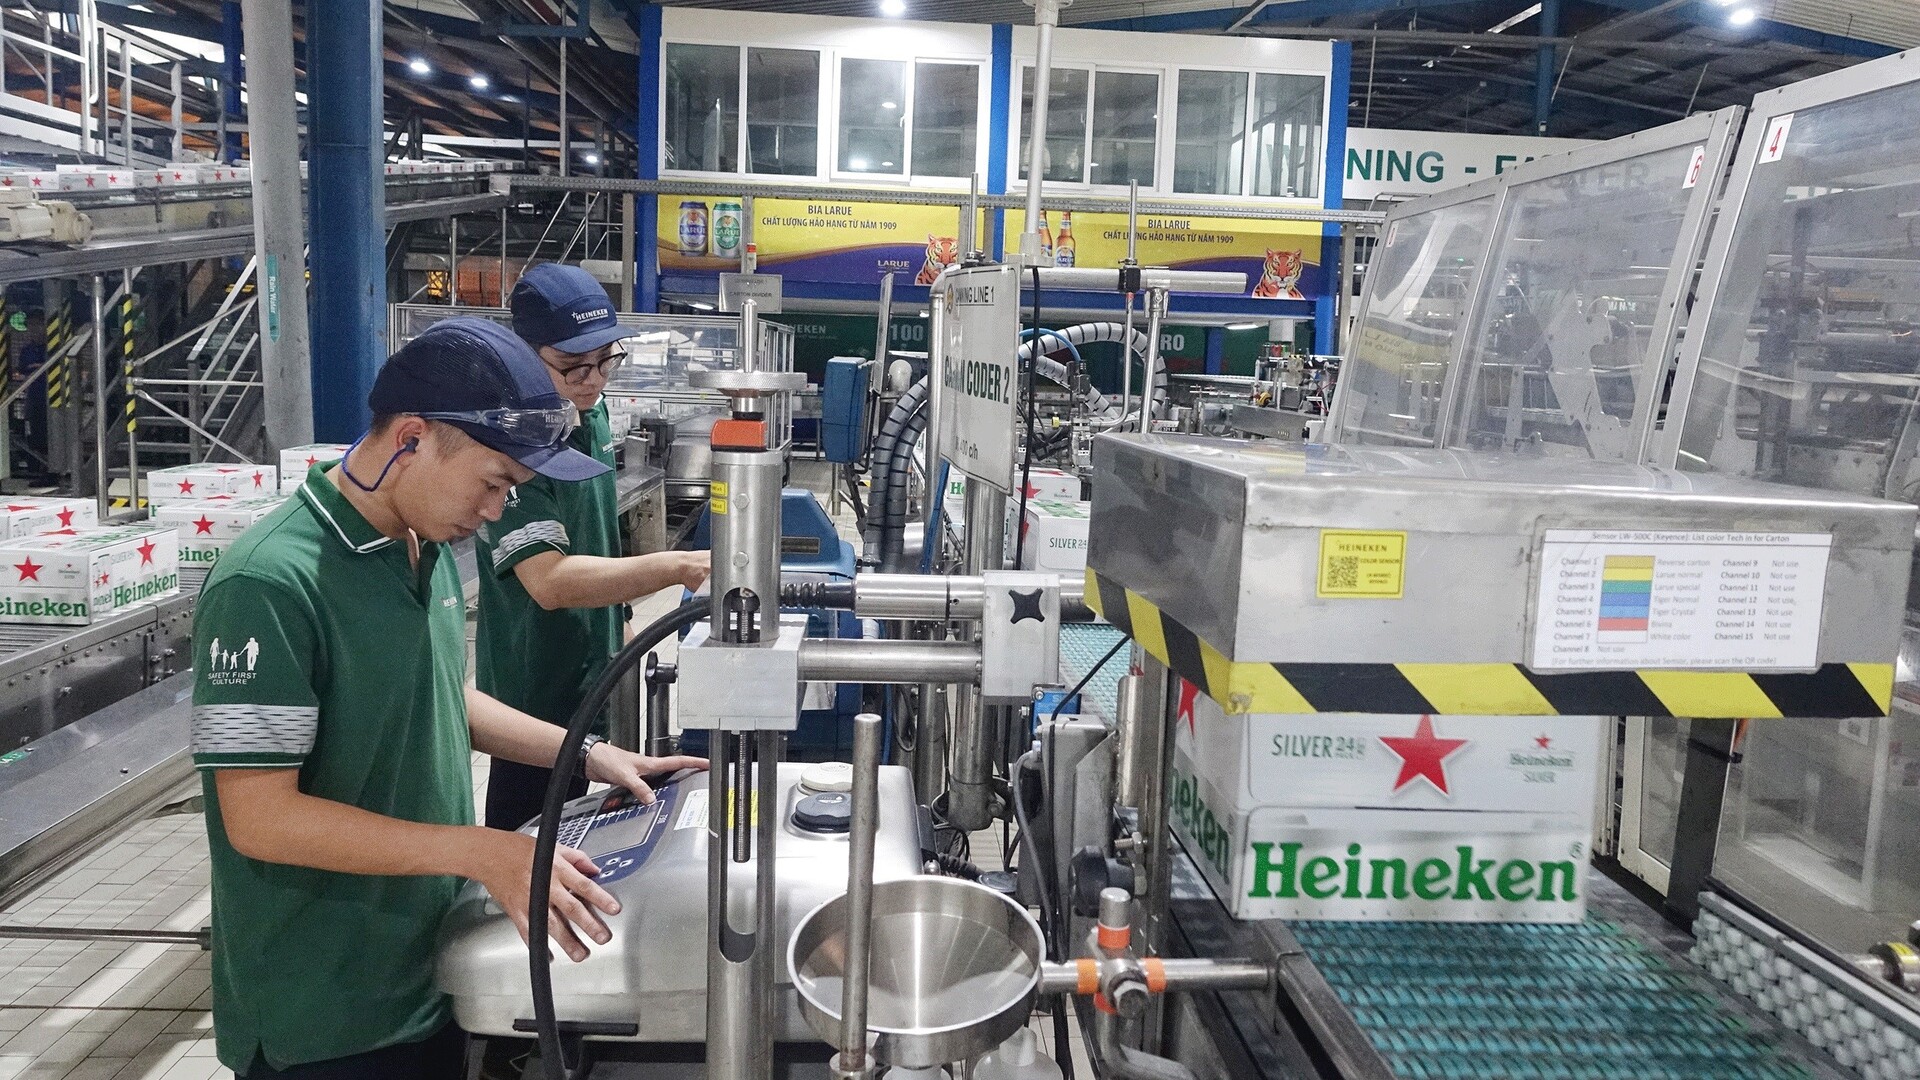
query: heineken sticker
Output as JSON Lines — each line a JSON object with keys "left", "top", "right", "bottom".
{"left": 7, "top": 312, "right": 24, "bottom": 332}
{"left": 265, "top": 254, "right": 280, "bottom": 342}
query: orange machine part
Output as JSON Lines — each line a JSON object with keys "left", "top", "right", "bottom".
{"left": 710, "top": 418, "right": 767, "bottom": 450}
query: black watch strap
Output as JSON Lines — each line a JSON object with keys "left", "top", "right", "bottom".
{"left": 576, "top": 734, "right": 604, "bottom": 779}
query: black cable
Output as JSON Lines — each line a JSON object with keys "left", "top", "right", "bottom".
{"left": 1013, "top": 265, "right": 1043, "bottom": 568}
{"left": 531, "top": 596, "right": 712, "bottom": 1080}
{"left": 1048, "top": 635, "right": 1129, "bottom": 731}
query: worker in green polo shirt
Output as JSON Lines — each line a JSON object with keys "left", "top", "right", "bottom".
{"left": 190, "top": 317, "right": 705, "bottom": 1079}
{"left": 477, "top": 263, "right": 710, "bottom": 831}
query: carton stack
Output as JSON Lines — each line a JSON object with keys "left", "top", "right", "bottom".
{"left": 277, "top": 445, "right": 351, "bottom": 493}
{"left": 146, "top": 463, "right": 279, "bottom": 506}
{"left": 0, "top": 525, "right": 180, "bottom": 625}
{"left": 0, "top": 497, "right": 96, "bottom": 539}
{"left": 1016, "top": 499, "right": 1090, "bottom": 573}
{"left": 151, "top": 497, "right": 284, "bottom": 569}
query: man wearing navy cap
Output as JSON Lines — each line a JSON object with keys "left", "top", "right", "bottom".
{"left": 189, "top": 317, "right": 705, "bottom": 1078}
{"left": 476, "top": 263, "right": 709, "bottom": 831}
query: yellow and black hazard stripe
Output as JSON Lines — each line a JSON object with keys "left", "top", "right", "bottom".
{"left": 1084, "top": 572, "right": 1893, "bottom": 719}
{"left": 45, "top": 293, "right": 69, "bottom": 409}
{"left": 120, "top": 290, "right": 137, "bottom": 435}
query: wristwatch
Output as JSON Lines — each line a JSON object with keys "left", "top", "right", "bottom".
{"left": 576, "top": 734, "right": 605, "bottom": 780}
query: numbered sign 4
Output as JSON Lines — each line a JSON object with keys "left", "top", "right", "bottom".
{"left": 1758, "top": 113, "right": 1795, "bottom": 164}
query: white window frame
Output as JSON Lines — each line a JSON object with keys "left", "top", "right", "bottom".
{"left": 1166, "top": 63, "right": 1330, "bottom": 202}
{"left": 1009, "top": 60, "right": 1097, "bottom": 189}
{"left": 1085, "top": 66, "right": 1168, "bottom": 193}
{"left": 827, "top": 51, "right": 989, "bottom": 187}
{"left": 740, "top": 44, "right": 829, "bottom": 180}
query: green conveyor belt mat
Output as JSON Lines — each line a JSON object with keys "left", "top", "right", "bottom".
{"left": 1291, "top": 914, "right": 1835, "bottom": 1080}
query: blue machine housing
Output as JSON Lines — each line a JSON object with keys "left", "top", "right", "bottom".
{"left": 683, "top": 488, "right": 865, "bottom": 759}
{"left": 820, "top": 355, "right": 878, "bottom": 465}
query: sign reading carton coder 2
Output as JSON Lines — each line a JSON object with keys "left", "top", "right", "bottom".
{"left": 1317, "top": 530, "right": 1406, "bottom": 599}
{"left": 935, "top": 265, "right": 1021, "bottom": 490}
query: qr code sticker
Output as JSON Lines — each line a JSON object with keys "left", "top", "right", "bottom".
{"left": 1326, "top": 556, "right": 1360, "bottom": 590}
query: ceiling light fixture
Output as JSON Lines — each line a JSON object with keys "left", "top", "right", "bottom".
{"left": 1729, "top": 7, "right": 1756, "bottom": 24}
{"left": 583, "top": 152, "right": 601, "bottom": 165}
{"left": 469, "top": 73, "right": 490, "bottom": 90}
{"left": 881, "top": 101, "right": 898, "bottom": 109}
{"left": 880, "top": 0, "right": 906, "bottom": 16}
{"left": 408, "top": 57, "right": 431, "bottom": 75}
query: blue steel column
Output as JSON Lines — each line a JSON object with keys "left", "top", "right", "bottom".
{"left": 305, "top": 0, "right": 385, "bottom": 440}
{"left": 1535, "top": 0, "right": 1560, "bottom": 135}
{"left": 220, "top": 2, "right": 242, "bottom": 162}
{"left": 987, "top": 24, "right": 1011, "bottom": 260}
{"left": 636, "top": 6, "right": 662, "bottom": 313}
{"left": 1315, "top": 40, "right": 1350, "bottom": 356}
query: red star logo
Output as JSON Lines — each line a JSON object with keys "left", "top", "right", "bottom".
{"left": 55, "top": 508, "right": 74, "bottom": 527}
{"left": 1535, "top": 734, "right": 1552, "bottom": 750}
{"left": 176, "top": 479, "right": 194, "bottom": 494}
{"left": 1023, "top": 482, "right": 1040, "bottom": 500}
{"left": 13, "top": 558, "right": 40, "bottom": 581}
{"left": 1177, "top": 679, "right": 1201, "bottom": 735}
{"left": 30, "top": 176, "right": 43, "bottom": 188}
{"left": 305, "top": 455, "right": 319, "bottom": 467}
{"left": 252, "top": 471, "right": 266, "bottom": 488}
{"left": 192, "top": 516, "right": 215, "bottom": 535}
{"left": 136, "top": 539, "right": 156, "bottom": 565}
{"left": 84, "top": 175, "right": 96, "bottom": 188}
{"left": 96, "top": 571, "right": 110, "bottom": 586}
{"left": 1378, "top": 715, "right": 1469, "bottom": 796}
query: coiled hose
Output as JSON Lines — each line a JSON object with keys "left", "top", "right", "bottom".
{"left": 530, "top": 596, "right": 713, "bottom": 1080}
{"left": 859, "top": 322, "right": 1162, "bottom": 567}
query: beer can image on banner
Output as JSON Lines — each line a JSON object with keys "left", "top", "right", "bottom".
{"left": 677, "top": 201, "right": 708, "bottom": 257}
{"left": 711, "top": 200, "right": 743, "bottom": 259}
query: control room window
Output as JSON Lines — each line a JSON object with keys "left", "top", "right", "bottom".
{"left": 1173, "top": 69, "right": 1247, "bottom": 195}
{"left": 839, "top": 58, "right": 908, "bottom": 175}
{"left": 1249, "top": 72, "right": 1324, "bottom": 198}
{"left": 1090, "top": 71, "right": 1158, "bottom": 189}
{"left": 1018, "top": 65, "right": 1090, "bottom": 184}
{"left": 911, "top": 62, "right": 980, "bottom": 178}
{"left": 664, "top": 43, "right": 739, "bottom": 173}
{"left": 746, "top": 48, "right": 820, "bottom": 176}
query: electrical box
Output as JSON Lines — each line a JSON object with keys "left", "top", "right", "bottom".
{"left": 1087, "top": 435, "right": 1916, "bottom": 718}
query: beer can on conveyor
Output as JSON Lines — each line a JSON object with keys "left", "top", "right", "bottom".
{"left": 677, "top": 201, "right": 708, "bottom": 257}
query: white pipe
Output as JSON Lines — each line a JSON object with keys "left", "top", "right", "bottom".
{"left": 1020, "top": 0, "right": 1062, "bottom": 264}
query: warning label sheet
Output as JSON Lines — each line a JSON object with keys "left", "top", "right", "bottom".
{"left": 1530, "top": 530, "right": 1831, "bottom": 671}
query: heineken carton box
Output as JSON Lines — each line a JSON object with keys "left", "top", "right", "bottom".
{"left": 1171, "top": 687, "right": 1602, "bottom": 922}
{"left": 147, "top": 463, "right": 278, "bottom": 505}
{"left": 0, "top": 525, "right": 180, "bottom": 625}
{"left": 1017, "top": 499, "right": 1090, "bottom": 573}
{"left": 0, "top": 497, "right": 96, "bottom": 539}
{"left": 151, "top": 497, "right": 283, "bottom": 569}
{"left": 1015, "top": 467, "right": 1081, "bottom": 503}
{"left": 277, "top": 444, "right": 351, "bottom": 493}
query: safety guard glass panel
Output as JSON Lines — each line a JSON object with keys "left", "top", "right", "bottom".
{"left": 1331, "top": 192, "right": 1498, "bottom": 447}
{"left": 1448, "top": 110, "right": 1739, "bottom": 462}
{"left": 1656, "top": 57, "right": 1920, "bottom": 958}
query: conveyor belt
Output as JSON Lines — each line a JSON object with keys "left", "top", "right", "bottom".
{"left": 1291, "top": 895, "right": 1843, "bottom": 1080}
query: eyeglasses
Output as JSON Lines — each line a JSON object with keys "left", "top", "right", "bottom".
{"left": 544, "top": 351, "right": 621, "bottom": 386}
{"left": 415, "top": 403, "right": 581, "bottom": 447}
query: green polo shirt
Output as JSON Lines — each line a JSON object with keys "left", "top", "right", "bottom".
{"left": 475, "top": 399, "right": 622, "bottom": 727}
{"left": 190, "top": 465, "right": 472, "bottom": 1072}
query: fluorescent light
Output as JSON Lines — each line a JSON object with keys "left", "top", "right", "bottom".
{"left": 881, "top": 161, "right": 894, "bottom": 167}
{"left": 469, "top": 74, "right": 490, "bottom": 90}
{"left": 583, "top": 152, "right": 601, "bottom": 165}
{"left": 1225, "top": 322, "right": 1262, "bottom": 330}
{"left": 1729, "top": 7, "right": 1756, "bottom": 24}
{"left": 408, "top": 57, "right": 431, "bottom": 75}
{"left": 879, "top": 0, "right": 906, "bottom": 15}
{"left": 688, "top": 300, "right": 715, "bottom": 311}
{"left": 1486, "top": 3, "right": 1544, "bottom": 33}
{"left": 881, "top": 101, "right": 898, "bottom": 110}
{"left": 850, "top": 157, "right": 869, "bottom": 169}
{"left": 500, "top": 95, "right": 519, "bottom": 104}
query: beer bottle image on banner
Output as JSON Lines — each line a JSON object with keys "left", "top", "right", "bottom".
{"left": 1054, "top": 211, "right": 1076, "bottom": 268}
{"left": 677, "top": 201, "right": 708, "bottom": 257}
{"left": 711, "top": 200, "right": 742, "bottom": 259}
{"left": 1037, "top": 210, "right": 1053, "bottom": 261}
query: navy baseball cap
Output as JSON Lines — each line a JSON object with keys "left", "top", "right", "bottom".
{"left": 510, "top": 263, "right": 629, "bottom": 355}
{"left": 368, "top": 317, "right": 610, "bottom": 481}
